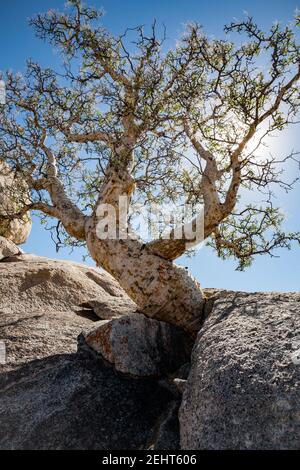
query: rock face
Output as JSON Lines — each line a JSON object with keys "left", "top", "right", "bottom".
{"left": 82, "top": 314, "right": 192, "bottom": 377}
{"left": 0, "top": 161, "right": 32, "bottom": 244}
{"left": 180, "top": 291, "right": 300, "bottom": 450}
{"left": 1, "top": 252, "right": 300, "bottom": 450}
{"left": 0, "top": 349, "right": 180, "bottom": 450}
{"left": 0, "top": 253, "right": 180, "bottom": 449}
{"left": 0, "top": 236, "right": 21, "bottom": 261}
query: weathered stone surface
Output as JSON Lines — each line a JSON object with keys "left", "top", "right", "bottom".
{"left": 0, "top": 236, "right": 20, "bottom": 261}
{"left": 82, "top": 296, "right": 137, "bottom": 319}
{"left": 82, "top": 313, "right": 192, "bottom": 377}
{"left": 180, "top": 291, "right": 300, "bottom": 450}
{"left": 0, "top": 161, "right": 32, "bottom": 244}
{"left": 0, "top": 254, "right": 180, "bottom": 449}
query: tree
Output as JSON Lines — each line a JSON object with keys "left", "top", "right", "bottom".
{"left": 0, "top": 0, "right": 299, "bottom": 334}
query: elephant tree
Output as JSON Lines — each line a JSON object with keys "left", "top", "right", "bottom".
{"left": 0, "top": 0, "right": 299, "bottom": 333}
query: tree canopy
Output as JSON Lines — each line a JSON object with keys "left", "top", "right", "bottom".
{"left": 1, "top": 0, "right": 300, "bottom": 269}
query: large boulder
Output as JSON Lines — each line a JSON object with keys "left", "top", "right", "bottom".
{"left": 0, "top": 161, "right": 32, "bottom": 244}
{"left": 0, "top": 253, "right": 137, "bottom": 372}
{"left": 0, "top": 254, "right": 180, "bottom": 449}
{"left": 82, "top": 313, "right": 192, "bottom": 377}
{"left": 180, "top": 291, "right": 300, "bottom": 450}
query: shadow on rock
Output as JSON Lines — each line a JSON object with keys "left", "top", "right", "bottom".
{"left": 0, "top": 349, "right": 179, "bottom": 450}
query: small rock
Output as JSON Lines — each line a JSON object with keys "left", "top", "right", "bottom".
{"left": 82, "top": 296, "right": 137, "bottom": 320}
{"left": 0, "top": 236, "right": 20, "bottom": 261}
{"left": 82, "top": 313, "right": 192, "bottom": 377}
{"left": 173, "top": 379, "right": 187, "bottom": 395}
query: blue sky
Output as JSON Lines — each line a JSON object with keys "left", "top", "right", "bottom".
{"left": 0, "top": 0, "right": 299, "bottom": 292}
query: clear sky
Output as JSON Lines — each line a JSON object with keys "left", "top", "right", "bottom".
{"left": 0, "top": 0, "right": 299, "bottom": 292}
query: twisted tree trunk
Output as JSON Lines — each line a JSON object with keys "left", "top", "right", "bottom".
{"left": 85, "top": 215, "right": 205, "bottom": 333}
{"left": 84, "top": 150, "right": 205, "bottom": 333}
{"left": 37, "top": 144, "right": 206, "bottom": 334}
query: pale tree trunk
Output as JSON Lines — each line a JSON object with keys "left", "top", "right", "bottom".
{"left": 84, "top": 143, "right": 206, "bottom": 333}
{"left": 85, "top": 215, "right": 205, "bottom": 334}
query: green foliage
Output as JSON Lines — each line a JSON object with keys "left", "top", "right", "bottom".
{"left": 0, "top": 1, "right": 299, "bottom": 266}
